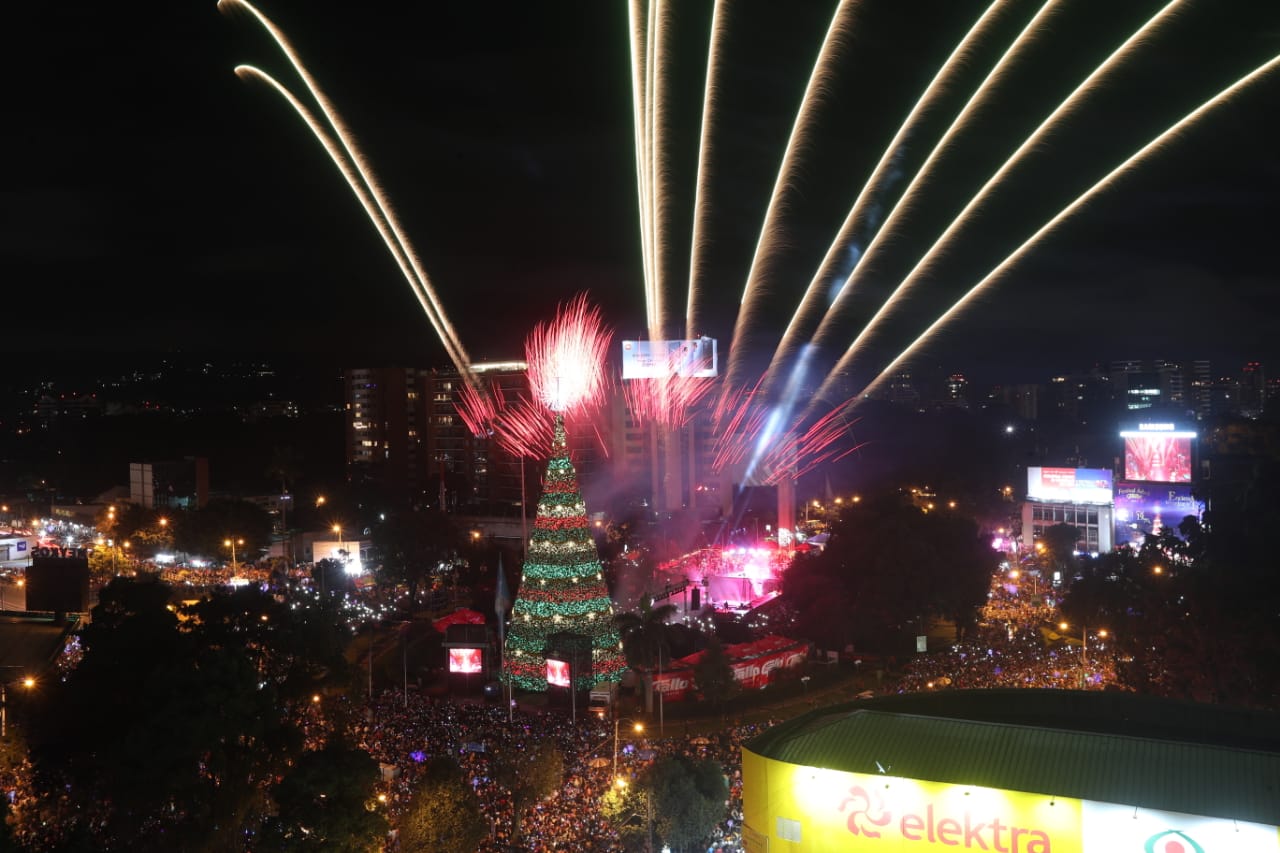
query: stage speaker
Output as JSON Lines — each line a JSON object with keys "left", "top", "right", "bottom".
{"left": 690, "top": 588, "right": 701, "bottom": 611}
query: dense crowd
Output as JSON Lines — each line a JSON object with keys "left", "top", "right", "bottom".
{"left": 1, "top": 569, "right": 1121, "bottom": 851}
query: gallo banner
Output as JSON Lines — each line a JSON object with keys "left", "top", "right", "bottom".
{"left": 653, "top": 636, "right": 807, "bottom": 701}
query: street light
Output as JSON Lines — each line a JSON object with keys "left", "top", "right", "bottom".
{"left": 613, "top": 777, "right": 654, "bottom": 853}
{"left": 1, "top": 673, "right": 35, "bottom": 739}
{"left": 613, "top": 717, "right": 644, "bottom": 781}
{"left": 224, "top": 537, "right": 244, "bottom": 570}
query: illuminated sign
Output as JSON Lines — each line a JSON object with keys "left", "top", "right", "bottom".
{"left": 740, "top": 752, "right": 1280, "bottom": 852}
{"left": 621, "top": 338, "right": 718, "bottom": 379}
{"left": 546, "top": 658, "right": 571, "bottom": 688}
{"left": 448, "top": 648, "right": 483, "bottom": 674}
{"left": 1026, "top": 467, "right": 1113, "bottom": 504}
{"left": 1081, "top": 802, "right": 1278, "bottom": 851}
{"left": 1113, "top": 481, "right": 1203, "bottom": 546}
{"left": 1119, "top": 431, "right": 1194, "bottom": 483}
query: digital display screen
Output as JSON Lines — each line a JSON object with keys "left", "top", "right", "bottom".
{"left": 1122, "top": 434, "right": 1193, "bottom": 483}
{"left": 448, "top": 648, "right": 483, "bottom": 674}
{"left": 621, "top": 338, "right": 718, "bottom": 379}
{"left": 1025, "top": 467, "right": 1113, "bottom": 503}
{"left": 1114, "top": 481, "right": 1203, "bottom": 546}
{"left": 546, "top": 658, "right": 571, "bottom": 688}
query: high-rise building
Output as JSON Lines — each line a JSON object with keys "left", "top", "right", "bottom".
{"left": 344, "top": 363, "right": 535, "bottom": 510}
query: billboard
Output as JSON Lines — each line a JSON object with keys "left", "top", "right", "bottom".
{"left": 653, "top": 636, "right": 807, "bottom": 702}
{"left": 545, "top": 658, "right": 571, "bottom": 688}
{"left": 1025, "top": 467, "right": 1114, "bottom": 504}
{"left": 447, "top": 648, "right": 483, "bottom": 674}
{"left": 1120, "top": 424, "right": 1194, "bottom": 483}
{"left": 621, "top": 337, "right": 718, "bottom": 379}
{"left": 1114, "top": 481, "right": 1203, "bottom": 546}
{"left": 739, "top": 750, "right": 1280, "bottom": 853}
{"left": 26, "top": 547, "right": 91, "bottom": 613}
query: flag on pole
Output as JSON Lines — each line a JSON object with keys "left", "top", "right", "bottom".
{"left": 494, "top": 554, "right": 511, "bottom": 645}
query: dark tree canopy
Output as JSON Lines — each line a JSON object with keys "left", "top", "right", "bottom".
{"left": 784, "top": 494, "right": 996, "bottom": 652}
{"left": 259, "top": 740, "right": 387, "bottom": 852}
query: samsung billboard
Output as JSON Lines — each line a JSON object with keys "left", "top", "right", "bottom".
{"left": 1026, "top": 467, "right": 1113, "bottom": 504}
{"left": 1120, "top": 423, "right": 1195, "bottom": 484}
{"left": 620, "top": 337, "right": 718, "bottom": 379}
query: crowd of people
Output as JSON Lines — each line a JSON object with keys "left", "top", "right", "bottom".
{"left": 1, "top": 565, "right": 1122, "bottom": 851}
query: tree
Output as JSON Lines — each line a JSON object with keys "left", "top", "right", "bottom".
{"left": 614, "top": 593, "right": 677, "bottom": 712}
{"left": 172, "top": 497, "right": 274, "bottom": 564}
{"left": 647, "top": 755, "right": 728, "bottom": 852}
{"left": 370, "top": 508, "right": 460, "bottom": 608}
{"left": 502, "top": 417, "right": 626, "bottom": 691}
{"left": 260, "top": 740, "right": 387, "bottom": 852}
{"left": 783, "top": 494, "right": 995, "bottom": 652}
{"left": 27, "top": 576, "right": 300, "bottom": 850}
{"left": 693, "top": 635, "right": 740, "bottom": 712}
{"left": 397, "top": 758, "right": 488, "bottom": 852}
{"left": 492, "top": 738, "right": 563, "bottom": 846}
{"left": 1041, "top": 523, "right": 1081, "bottom": 575}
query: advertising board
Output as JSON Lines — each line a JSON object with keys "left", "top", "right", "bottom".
{"left": 653, "top": 636, "right": 807, "bottom": 701}
{"left": 447, "top": 648, "right": 483, "bottom": 674}
{"left": 1120, "top": 425, "right": 1194, "bottom": 483}
{"left": 621, "top": 338, "right": 718, "bottom": 379}
{"left": 740, "top": 751, "right": 1280, "bottom": 853}
{"left": 1025, "top": 468, "right": 1114, "bottom": 504}
{"left": 1113, "top": 481, "right": 1203, "bottom": 546}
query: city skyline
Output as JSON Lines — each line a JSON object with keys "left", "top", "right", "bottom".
{"left": 6, "top": 1, "right": 1280, "bottom": 385}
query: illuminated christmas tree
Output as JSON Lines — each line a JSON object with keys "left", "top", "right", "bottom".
{"left": 502, "top": 415, "right": 625, "bottom": 691}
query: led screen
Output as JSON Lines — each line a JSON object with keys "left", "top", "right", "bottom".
{"left": 546, "top": 658, "right": 571, "bottom": 688}
{"left": 1025, "top": 467, "right": 1113, "bottom": 503}
{"left": 1113, "top": 481, "right": 1203, "bottom": 546}
{"left": 448, "top": 648, "right": 483, "bottom": 674}
{"left": 1122, "top": 434, "right": 1192, "bottom": 483}
{"left": 621, "top": 338, "right": 717, "bottom": 379}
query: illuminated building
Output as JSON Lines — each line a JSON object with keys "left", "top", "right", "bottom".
{"left": 742, "top": 690, "right": 1280, "bottom": 852}
{"left": 1020, "top": 467, "right": 1114, "bottom": 555}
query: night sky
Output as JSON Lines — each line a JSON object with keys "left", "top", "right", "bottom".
{"left": 6, "top": 0, "right": 1280, "bottom": 384}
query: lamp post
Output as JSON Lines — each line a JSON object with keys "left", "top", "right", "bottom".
{"left": 612, "top": 717, "right": 644, "bottom": 781}
{"left": 224, "top": 537, "right": 244, "bottom": 571}
{"left": 613, "top": 778, "right": 654, "bottom": 853}
{"left": 1059, "top": 622, "right": 1107, "bottom": 684}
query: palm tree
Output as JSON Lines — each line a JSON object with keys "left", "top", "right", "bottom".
{"left": 613, "top": 594, "right": 677, "bottom": 713}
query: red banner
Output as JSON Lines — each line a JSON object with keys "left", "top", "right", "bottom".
{"left": 652, "top": 636, "right": 808, "bottom": 702}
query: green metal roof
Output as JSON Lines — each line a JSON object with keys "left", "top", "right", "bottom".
{"left": 746, "top": 689, "right": 1280, "bottom": 825}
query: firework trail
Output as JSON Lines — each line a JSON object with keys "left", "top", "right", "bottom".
{"left": 220, "top": 0, "right": 478, "bottom": 390}
{"left": 233, "top": 65, "right": 472, "bottom": 379}
{"left": 825, "top": 0, "right": 1187, "bottom": 385}
{"left": 723, "top": 0, "right": 863, "bottom": 389}
{"left": 802, "top": 0, "right": 1063, "bottom": 361}
{"left": 708, "top": 380, "right": 867, "bottom": 486}
{"left": 685, "top": 0, "right": 729, "bottom": 340}
{"left": 628, "top": 0, "right": 654, "bottom": 321}
{"left": 824, "top": 51, "right": 1280, "bottom": 408}
{"left": 757, "top": 0, "right": 1013, "bottom": 397}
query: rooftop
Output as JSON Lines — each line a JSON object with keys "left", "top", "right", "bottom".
{"left": 746, "top": 689, "right": 1280, "bottom": 825}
